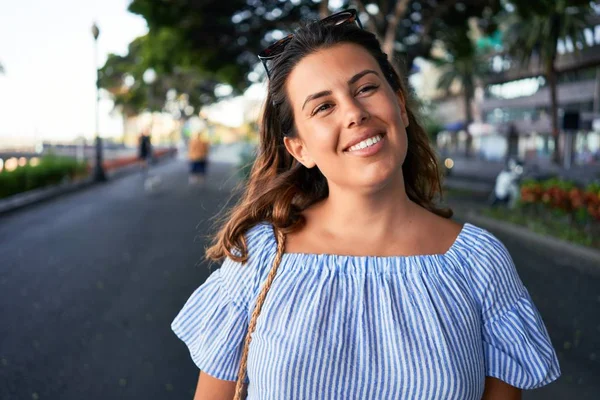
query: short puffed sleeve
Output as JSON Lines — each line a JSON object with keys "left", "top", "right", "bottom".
{"left": 171, "top": 222, "right": 277, "bottom": 380}
{"left": 467, "top": 229, "right": 561, "bottom": 389}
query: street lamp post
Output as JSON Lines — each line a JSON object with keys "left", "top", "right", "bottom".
{"left": 91, "top": 22, "right": 107, "bottom": 182}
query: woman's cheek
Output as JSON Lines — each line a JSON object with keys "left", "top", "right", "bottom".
{"left": 310, "top": 126, "right": 338, "bottom": 153}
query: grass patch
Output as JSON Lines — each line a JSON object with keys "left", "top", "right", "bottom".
{"left": 482, "top": 207, "right": 600, "bottom": 250}
{"left": 444, "top": 187, "right": 482, "bottom": 197}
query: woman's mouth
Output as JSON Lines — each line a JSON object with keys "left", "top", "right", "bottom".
{"left": 346, "top": 134, "right": 383, "bottom": 152}
{"left": 344, "top": 133, "right": 386, "bottom": 157}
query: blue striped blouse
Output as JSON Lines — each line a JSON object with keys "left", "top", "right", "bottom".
{"left": 172, "top": 222, "right": 560, "bottom": 399}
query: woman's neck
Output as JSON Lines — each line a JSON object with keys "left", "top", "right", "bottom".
{"left": 309, "top": 173, "right": 417, "bottom": 241}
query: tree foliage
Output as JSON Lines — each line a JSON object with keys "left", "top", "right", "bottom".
{"left": 126, "top": 0, "right": 504, "bottom": 84}
{"left": 99, "top": 33, "right": 221, "bottom": 118}
{"left": 101, "top": 0, "right": 507, "bottom": 116}
{"left": 355, "top": 0, "right": 502, "bottom": 71}
{"left": 500, "top": 0, "right": 593, "bottom": 67}
{"left": 127, "top": 0, "right": 327, "bottom": 88}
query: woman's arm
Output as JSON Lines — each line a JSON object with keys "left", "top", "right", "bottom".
{"left": 482, "top": 377, "right": 521, "bottom": 400}
{"left": 193, "top": 372, "right": 247, "bottom": 400}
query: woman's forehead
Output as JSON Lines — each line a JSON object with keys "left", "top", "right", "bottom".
{"left": 286, "top": 43, "right": 381, "bottom": 99}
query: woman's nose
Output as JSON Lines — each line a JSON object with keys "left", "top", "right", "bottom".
{"left": 344, "top": 98, "right": 370, "bottom": 128}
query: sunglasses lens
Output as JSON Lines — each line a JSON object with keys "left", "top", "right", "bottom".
{"left": 323, "top": 11, "right": 355, "bottom": 26}
{"left": 259, "top": 35, "right": 293, "bottom": 59}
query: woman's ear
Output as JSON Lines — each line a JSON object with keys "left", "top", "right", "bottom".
{"left": 395, "top": 90, "right": 410, "bottom": 128}
{"left": 283, "top": 136, "right": 316, "bottom": 168}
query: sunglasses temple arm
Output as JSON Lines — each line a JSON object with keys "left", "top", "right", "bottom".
{"left": 260, "top": 58, "right": 271, "bottom": 80}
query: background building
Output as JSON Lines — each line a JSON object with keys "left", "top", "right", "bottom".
{"left": 413, "top": 17, "right": 600, "bottom": 166}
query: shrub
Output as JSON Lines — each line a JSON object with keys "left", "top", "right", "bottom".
{"left": 0, "top": 149, "right": 178, "bottom": 200}
{"left": 0, "top": 155, "right": 88, "bottom": 199}
{"left": 521, "top": 179, "right": 600, "bottom": 221}
{"left": 517, "top": 177, "right": 600, "bottom": 246}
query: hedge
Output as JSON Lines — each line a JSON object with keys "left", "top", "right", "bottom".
{"left": 0, "top": 149, "right": 178, "bottom": 200}
{"left": 0, "top": 156, "right": 88, "bottom": 199}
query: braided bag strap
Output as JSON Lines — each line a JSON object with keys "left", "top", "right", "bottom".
{"left": 233, "top": 228, "right": 286, "bottom": 400}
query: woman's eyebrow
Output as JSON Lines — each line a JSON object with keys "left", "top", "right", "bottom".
{"left": 302, "top": 90, "right": 331, "bottom": 111}
{"left": 301, "top": 69, "right": 379, "bottom": 111}
{"left": 347, "top": 69, "right": 378, "bottom": 85}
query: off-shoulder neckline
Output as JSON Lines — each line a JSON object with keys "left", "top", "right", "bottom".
{"left": 261, "top": 222, "right": 479, "bottom": 262}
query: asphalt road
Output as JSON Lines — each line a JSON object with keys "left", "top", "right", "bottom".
{"left": 0, "top": 159, "right": 242, "bottom": 400}
{"left": 0, "top": 159, "right": 598, "bottom": 399}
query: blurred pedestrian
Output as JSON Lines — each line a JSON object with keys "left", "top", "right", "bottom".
{"left": 172, "top": 10, "right": 560, "bottom": 400}
{"left": 187, "top": 131, "right": 210, "bottom": 185}
{"left": 138, "top": 129, "right": 152, "bottom": 177}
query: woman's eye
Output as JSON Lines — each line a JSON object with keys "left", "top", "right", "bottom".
{"left": 312, "top": 103, "right": 332, "bottom": 115}
{"left": 357, "top": 85, "right": 378, "bottom": 95}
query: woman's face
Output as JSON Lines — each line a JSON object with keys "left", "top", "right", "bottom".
{"left": 284, "top": 42, "right": 409, "bottom": 192}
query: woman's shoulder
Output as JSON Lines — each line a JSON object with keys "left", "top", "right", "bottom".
{"left": 244, "top": 221, "right": 277, "bottom": 254}
{"left": 218, "top": 222, "right": 278, "bottom": 296}
{"left": 454, "top": 223, "right": 511, "bottom": 261}
{"left": 452, "top": 223, "right": 522, "bottom": 289}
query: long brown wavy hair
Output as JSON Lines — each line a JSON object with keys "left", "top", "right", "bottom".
{"left": 207, "top": 21, "right": 451, "bottom": 263}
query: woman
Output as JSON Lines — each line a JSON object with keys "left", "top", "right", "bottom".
{"left": 172, "top": 10, "right": 560, "bottom": 400}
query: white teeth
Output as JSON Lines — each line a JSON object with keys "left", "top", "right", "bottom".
{"left": 348, "top": 134, "right": 382, "bottom": 152}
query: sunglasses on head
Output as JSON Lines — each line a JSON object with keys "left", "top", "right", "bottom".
{"left": 257, "top": 9, "right": 363, "bottom": 79}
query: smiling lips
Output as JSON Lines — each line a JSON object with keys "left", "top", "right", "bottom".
{"left": 346, "top": 134, "right": 383, "bottom": 152}
{"left": 343, "top": 128, "right": 386, "bottom": 151}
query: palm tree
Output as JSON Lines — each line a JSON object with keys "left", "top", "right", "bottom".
{"left": 501, "top": 0, "right": 595, "bottom": 164}
{"left": 434, "top": 25, "right": 487, "bottom": 158}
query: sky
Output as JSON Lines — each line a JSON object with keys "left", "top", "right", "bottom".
{"left": 0, "top": 0, "right": 148, "bottom": 146}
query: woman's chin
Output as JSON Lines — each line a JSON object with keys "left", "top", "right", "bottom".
{"left": 351, "top": 170, "right": 403, "bottom": 193}
{"left": 363, "top": 161, "right": 402, "bottom": 184}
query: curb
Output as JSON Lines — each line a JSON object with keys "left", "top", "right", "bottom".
{"left": 464, "top": 210, "right": 600, "bottom": 265}
{"left": 0, "top": 156, "right": 175, "bottom": 218}
{"left": 443, "top": 178, "right": 492, "bottom": 194}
